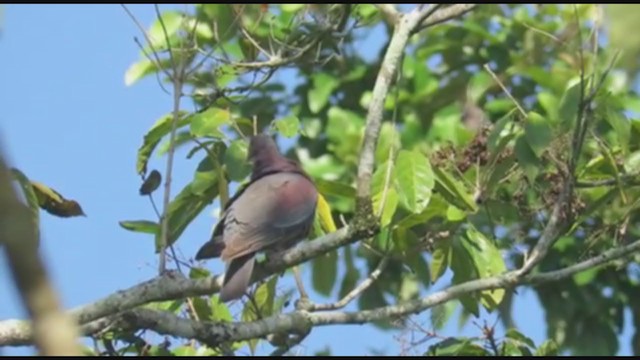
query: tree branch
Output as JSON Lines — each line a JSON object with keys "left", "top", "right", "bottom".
{"left": 414, "top": 4, "right": 477, "bottom": 32}
{"left": 307, "top": 256, "right": 389, "bottom": 312}
{"left": 0, "top": 155, "right": 81, "bottom": 355}
{"left": 10, "top": 237, "right": 636, "bottom": 348}
{"left": 0, "top": 3, "right": 481, "bottom": 349}
{"left": 356, "top": 5, "right": 458, "bottom": 213}
{"left": 375, "top": 4, "right": 400, "bottom": 26}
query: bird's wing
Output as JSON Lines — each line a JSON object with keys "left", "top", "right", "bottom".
{"left": 220, "top": 171, "right": 317, "bottom": 261}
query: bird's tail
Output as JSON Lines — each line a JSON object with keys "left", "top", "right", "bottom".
{"left": 219, "top": 253, "right": 255, "bottom": 302}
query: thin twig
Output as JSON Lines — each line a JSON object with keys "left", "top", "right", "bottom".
{"left": 156, "top": 11, "right": 187, "bottom": 275}
{"left": 483, "top": 63, "right": 527, "bottom": 118}
{"left": 121, "top": 5, "right": 172, "bottom": 80}
{"left": 309, "top": 256, "right": 389, "bottom": 311}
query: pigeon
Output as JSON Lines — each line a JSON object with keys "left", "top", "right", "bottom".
{"left": 195, "top": 134, "right": 318, "bottom": 302}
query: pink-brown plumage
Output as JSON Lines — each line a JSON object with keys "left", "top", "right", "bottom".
{"left": 195, "top": 134, "right": 318, "bottom": 302}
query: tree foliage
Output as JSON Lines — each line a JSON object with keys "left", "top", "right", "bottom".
{"left": 4, "top": 3, "right": 640, "bottom": 356}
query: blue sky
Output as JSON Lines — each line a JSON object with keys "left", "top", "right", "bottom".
{"left": 0, "top": 4, "right": 634, "bottom": 356}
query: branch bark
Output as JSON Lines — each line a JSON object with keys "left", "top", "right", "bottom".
{"left": 6, "top": 237, "right": 634, "bottom": 348}
{"left": 356, "top": 5, "right": 466, "bottom": 214}
{"left": 0, "top": 155, "right": 81, "bottom": 355}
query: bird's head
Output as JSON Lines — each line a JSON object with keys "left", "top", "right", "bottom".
{"left": 247, "top": 134, "right": 305, "bottom": 180}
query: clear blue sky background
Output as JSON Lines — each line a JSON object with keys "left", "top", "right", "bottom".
{"left": 0, "top": 4, "right": 634, "bottom": 356}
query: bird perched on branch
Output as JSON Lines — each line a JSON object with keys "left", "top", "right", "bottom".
{"left": 195, "top": 134, "right": 318, "bottom": 302}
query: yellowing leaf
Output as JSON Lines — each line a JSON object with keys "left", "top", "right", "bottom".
{"left": 316, "top": 193, "right": 336, "bottom": 233}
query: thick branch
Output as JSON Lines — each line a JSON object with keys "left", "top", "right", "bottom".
{"left": 517, "top": 183, "right": 571, "bottom": 276}
{"left": 415, "top": 4, "right": 477, "bottom": 32}
{"left": 0, "top": 156, "right": 81, "bottom": 355}
{"left": 33, "top": 238, "right": 640, "bottom": 348}
{"left": 356, "top": 6, "right": 444, "bottom": 208}
{"left": 0, "top": 227, "right": 353, "bottom": 346}
{"left": 375, "top": 4, "right": 400, "bottom": 26}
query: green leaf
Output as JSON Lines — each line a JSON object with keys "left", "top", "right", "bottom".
{"left": 605, "top": 109, "right": 631, "bottom": 154}
{"left": 144, "top": 299, "right": 184, "bottom": 314}
{"left": 173, "top": 346, "right": 197, "bottom": 356}
{"left": 375, "top": 122, "right": 400, "bottom": 164}
{"left": 312, "top": 250, "right": 338, "bottom": 297}
{"left": 191, "top": 156, "right": 218, "bottom": 196}
{"left": 432, "top": 166, "right": 477, "bottom": 212}
{"left": 273, "top": 115, "right": 300, "bottom": 138}
{"left": 146, "top": 10, "right": 185, "bottom": 52}
{"left": 242, "top": 276, "right": 278, "bottom": 354}
{"left": 211, "top": 295, "right": 233, "bottom": 323}
{"left": 405, "top": 251, "right": 430, "bottom": 287}
{"left": 426, "top": 338, "right": 490, "bottom": 356}
{"left": 501, "top": 338, "right": 533, "bottom": 356}
{"left": 461, "top": 226, "right": 507, "bottom": 311}
{"left": 189, "top": 266, "right": 210, "bottom": 279}
{"left": 242, "top": 276, "right": 278, "bottom": 321}
{"left": 558, "top": 81, "right": 581, "bottom": 132}
{"left": 339, "top": 246, "right": 360, "bottom": 298}
{"left": 308, "top": 73, "right": 339, "bottom": 113}
{"left": 534, "top": 339, "right": 559, "bottom": 356}
{"left": 148, "top": 346, "right": 174, "bottom": 356}
{"left": 154, "top": 176, "right": 218, "bottom": 252}
{"left": 395, "top": 150, "right": 434, "bottom": 213}
{"left": 190, "top": 107, "right": 230, "bottom": 138}
{"left": 524, "top": 112, "right": 553, "bottom": 157}
{"left": 157, "top": 130, "right": 194, "bottom": 156}
{"left": 514, "top": 135, "right": 541, "bottom": 183}
{"left": 315, "top": 179, "right": 356, "bottom": 198}
{"left": 573, "top": 267, "right": 599, "bottom": 286}
{"left": 224, "top": 139, "right": 251, "bottom": 182}
{"left": 430, "top": 242, "right": 451, "bottom": 283}
{"left": 281, "top": 4, "right": 305, "bottom": 12}
{"left": 124, "top": 58, "right": 155, "bottom": 87}
{"left": 371, "top": 161, "right": 398, "bottom": 227}
{"left": 538, "top": 91, "right": 559, "bottom": 120}
{"left": 118, "top": 220, "right": 159, "bottom": 235}
{"left": 191, "top": 297, "right": 212, "bottom": 320}
{"left": 137, "top": 111, "right": 191, "bottom": 176}
{"left": 430, "top": 301, "right": 458, "bottom": 330}
{"left": 505, "top": 328, "right": 536, "bottom": 348}
{"left": 200, "top": 5, "right": 239, "bottom": 43}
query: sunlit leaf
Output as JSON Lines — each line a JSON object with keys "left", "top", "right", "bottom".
{"left": 535, "top": 339, "right": 559, "bottom": 356}
{"left": 137, "top": 111, "right": 190, "bottom": 176}
{"left": 190, "top": 107, "right": 230, "bottom": 138}
{"left": 273, "top": 115, "right": 300, "bottom": 138}
{"left": 461, "top": 226, "right": 507, "bottom": 311}
{"left": 119, "top": 220, "right": 159, "bottom": 235}
{"left": 558, "top": 81, "right": 581, "bottom": 132}
{"left": 426, "top": 338, "right": 490, "bottom": 356}
{"left": 242, "top": 276, "right": 277, "bottom": 354}
{"left": 224, "top": 139, "right": 251, "bottom": 182}
{"left": 524, "top": 112, "right": 553, "bottom": 157}
{"left": 395, "top": 150, "right": 434, "bottom": 213}
{"left": 308, "top": 73, "right": 339, "bottom": 113}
